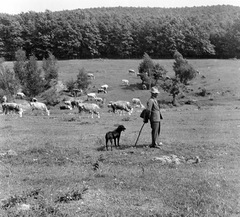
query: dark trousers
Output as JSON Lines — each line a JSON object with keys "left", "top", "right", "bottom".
{"left": 150, "top": 121, "right": 161, "bottom": 146}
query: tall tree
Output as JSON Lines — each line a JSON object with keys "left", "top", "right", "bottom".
{"left": 22, "top": 55, "right": 43, "bottom": 96}
{"left": 152, "top": 63, "right": 167, "bottom": 86}
{"left": 42, "top": 52, "right": 58, "bottom": 88}
{"left": 75, "top": 68, "right": 91, "bottom": 90}
{"left": 13, "top": 48, "right": 27, "bottom": 85}
{"left": 138, "top": 53, "right": 155, "bottom": 89}
{"left": 0, "top": 58, "right": 20, "bottom": 96}
{"left": 173, "top": 50, "right": 197, "bottom": 85}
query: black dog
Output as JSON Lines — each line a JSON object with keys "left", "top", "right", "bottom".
{"left": 105, "top": 125, "right": 126, "bottom": 151}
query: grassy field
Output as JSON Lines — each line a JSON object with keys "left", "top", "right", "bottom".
{"left": 1, "top": 59, "right": 240, "bottom": 216}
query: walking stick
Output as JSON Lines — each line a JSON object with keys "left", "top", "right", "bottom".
{"left": 134, "top": 122, "right": 145, "bottom": 147}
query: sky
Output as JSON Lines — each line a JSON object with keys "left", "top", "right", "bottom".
{"left": 1, "top": 0, "right": 240, "bottom": 14}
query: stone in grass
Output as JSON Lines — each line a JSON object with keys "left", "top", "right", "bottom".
{"left": 17, "top": 204, "right": 31, "bottom": 211}
{"left": 6, "top": 149, "right": 18, "bottom": 156}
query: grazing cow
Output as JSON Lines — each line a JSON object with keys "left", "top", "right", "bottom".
{"left": 142, "top": 84, "right": 147, "bottom": 90}
{"left": 16, "top": 92, "right": 26, "bottom": 99}
{"left": 108, "top": 100, "right": 133, "bottom": 115}
{"left": 87, "top": 73, "right": 95, "bottom": 79}
{"left": 128, "top": 69, "right": 136, "bottom": 75}
{"left": 2, "top": 102, "right": 23, "bottom": 117}
{"left": 98, "top": 88, "right": 107, "bottom": 94}
{"left": 29, "top": 102, "right": 50, "bottom": 116}
{"left": 132, "top": 98, "right": 145, "bottom": 108}
{"left": 87, "top": 93, "right": 97, "bottom": 101}
{"left": 77, "top": 102, "right": 100, "bottom": 118}
{"left": 72, "top": 88, "right": 83, "bottom": 97}
{"left": 64, "top": 100, "right": 73, "bottom": 109}
{"left": 94, "top": 97, "right": 104, "bottom": 104}
{"left": 2, "top": 95, "right": 7, "bottom": 103}
{"left": 60, "top": 105, "right": 72, "bottom": 110}
{"left": 71, "top": 99, "right": 84, "bottom": 108}
{"left": 122, "top": 79, "right": 129, "bottom": 86}
{"left": 101, "top": 84, "right": 109, "bottom": 90}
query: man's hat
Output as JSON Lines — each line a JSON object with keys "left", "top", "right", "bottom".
{"left": 150, "top": 86, "right": 160, "bottom": 94}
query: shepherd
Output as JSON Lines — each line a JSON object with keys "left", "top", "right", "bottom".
{"left": 144, "top": 87, "right": 163, "bottom": 148}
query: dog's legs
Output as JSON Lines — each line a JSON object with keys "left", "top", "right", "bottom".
{"left": 94, "top": 111, "right": 100, "bottom": 118}
{"left": 117, "top": 136, "right": 120, "bottom": 147}
{"left": 110, "top": 139, "right": 113, "bottom": 151}
{"left": 114, "top": 138, "right": 117, "bottom": 147}
{"left": 106, "top": 139, "right": 108, "bottom": 151}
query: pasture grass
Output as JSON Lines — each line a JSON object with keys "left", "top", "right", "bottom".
{"left": 1, "top": 59, "right": 240, "bottom": 216}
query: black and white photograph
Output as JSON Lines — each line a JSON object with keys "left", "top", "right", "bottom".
{"left": 0, "top": 0, "right": 240, "bottom": 216}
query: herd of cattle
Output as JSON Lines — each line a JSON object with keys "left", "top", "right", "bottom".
{"left": 1, "top": 69, "right": 146, "bottom": 118}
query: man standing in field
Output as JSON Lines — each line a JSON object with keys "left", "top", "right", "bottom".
{"left": 144, "top": 86, "right": 163, "bottom": 148}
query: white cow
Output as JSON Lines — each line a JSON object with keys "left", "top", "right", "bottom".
{"left": 132, "top": 98, "right": 145, "bottom": 108}
{"left": 122, "top": 79, "right": 129, "bottom": 86}
{"left": 87, "top": 93, "right": 97, "bottom": 101}
{"left": 98, "top": 88, "right": 107, "bottom": 94}
{"left": 60, "top": 105, "right": 72, "bottom": 110}
{"left": 2, "top": 95, "right": 7, "bottom": 103}
{"left": 29, "top": 102, "right": 50, "bottom": 116}
{"left": 77, "top": 102, "right": 100, "bottom": 118}
{"left": 63, "top": 100, "right": 73, "bottom": 110}
{"left": 108, "top": 100, "right": 133, "bottom": 115}
{"left": 128, "top": 69, "right": 136, "bottom": 75}
{"left": 71, "top": 99, "right": 84, "bottom": 108}
{"left": 101, "top": 84, "right": 109, "bottom": 90}
{"left": 16, "top": 92, "right": 26, "bottom": 99}
{"left": 2, "top": 102, "right": 23, "bottom": 117}
{"left": 87, "top": 73, "right": 95, "bottom": 79}
{"left": 94, "top": 97, "right": 104, "bottom": 104}
{"left": 142, "top": 84, "right": 147, "bottom": 90}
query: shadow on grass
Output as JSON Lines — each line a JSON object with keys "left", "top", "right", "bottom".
{"left": 121, "top": 83, "right": 143, "bottom": 91}
{"left": 96, "top": 143, "right": 149, "bottom": 151}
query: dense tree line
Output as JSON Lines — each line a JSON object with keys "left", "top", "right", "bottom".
{"left": 1, "top": 5, "right": 240, "bottom": 60}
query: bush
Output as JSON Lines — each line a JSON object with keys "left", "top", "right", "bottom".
{"left": 173, "top": 50, "right": 197, "bottom": 85}
{"left": 66, "top": 78, "right": 76, "bottom": 94}
{"left": 138, "top": 53, "right": 154, "bottom": 75}
{"left": 13, "top": 49, "right": 27, "bottom": 85}
{"left": 42, "top": 52, "right": 59, "bottom": 89}
{"left": 138, "top": 53, "right": 167, "bottom": 89}
{"left": 75, "top": 68, "right": 91, "bottom": 90}
{"left": 0, "top": 58, "right": 20, "bottom": 96}
{"left": 40, "top": 88, "right": 60, "bottom": 106}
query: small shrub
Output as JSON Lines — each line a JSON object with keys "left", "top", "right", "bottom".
{"left": 40, "top": 88, "right": 60, "bottom": 106}
{"left": 199, "top": 88, "right": 207, "bottom": 96}
{"left": 55, "top": 187, "right": 88, "bottom": 203}
{"left": 42, "top": 52, "right": 59, "bottom": 89}
{"left": 122, "top": 117, "right": 130, "bottom": 121}
{"left": 173, "top": 50, "right": 197, "bottom": 85}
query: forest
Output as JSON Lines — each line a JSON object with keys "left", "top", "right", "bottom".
{"left": 0, "top": 5, "right": 240, "bottom": 60}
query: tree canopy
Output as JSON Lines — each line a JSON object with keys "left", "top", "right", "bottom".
{"left": 0, "top": 5, "right": 240, "bottom": 60}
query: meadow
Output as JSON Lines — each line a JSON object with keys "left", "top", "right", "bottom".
{"left": 0, "top": 59, "right": 240, "bottom": 216}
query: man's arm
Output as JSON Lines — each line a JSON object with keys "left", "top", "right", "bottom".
{"left": 144, "top": 99, "right": 153, "bottom": 122}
